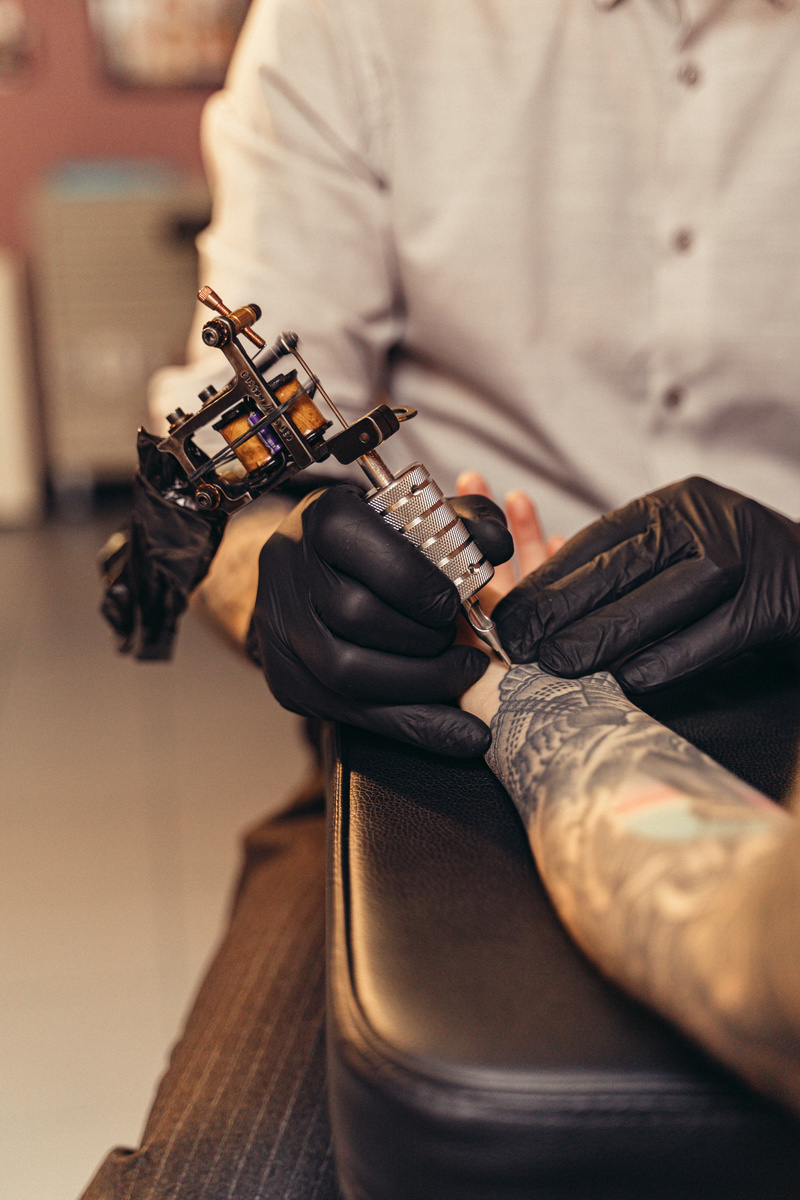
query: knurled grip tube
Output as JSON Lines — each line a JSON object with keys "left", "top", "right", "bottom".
{"left": 366, "top": 463, "right": 494, "bottom": 602}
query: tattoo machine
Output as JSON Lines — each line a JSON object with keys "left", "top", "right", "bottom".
{"left": 156, "top": 286, "right": 510, "bottom": 663}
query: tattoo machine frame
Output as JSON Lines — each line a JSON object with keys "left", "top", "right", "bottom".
{"left": 155, "top": 287, "right": 509, "bottom": 662}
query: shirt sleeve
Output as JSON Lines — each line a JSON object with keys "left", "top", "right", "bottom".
{"left": 148, "top": 0, "right": 402, "bottom": 431}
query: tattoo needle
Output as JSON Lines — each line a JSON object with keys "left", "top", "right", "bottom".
{"left": 462, "top": 596, "right": 513, "bottom": 666}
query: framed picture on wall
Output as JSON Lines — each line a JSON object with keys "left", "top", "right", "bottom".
{"left": 86, "top": 0, "right": 251, "bottom": 87}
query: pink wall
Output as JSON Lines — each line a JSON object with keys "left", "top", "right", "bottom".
{"left": 0, "top": 0, "right": 214, "bottom": 256}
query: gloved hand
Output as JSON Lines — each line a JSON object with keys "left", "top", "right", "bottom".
{"left": 250, "top": 482, "right": 513, "bottom": 756}
{"left": 100, "top": 430, "right": 228, "bottom": 660}
{"left": 493, "top": 476, "right": 800, "bottom": 693}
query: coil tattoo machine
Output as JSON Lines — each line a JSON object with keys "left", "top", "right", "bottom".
{"left": 155, "top": 286, "right": 510, "bottom": 662}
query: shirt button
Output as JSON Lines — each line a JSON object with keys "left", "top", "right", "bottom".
{"left": 677, "top": 61, "right": 701, "bottom": 87}
{"left": 672, "top": 228, "right": 694, "bottom": 253}
{"left": 663, "top": 386, "right": 684, "bottom": 410}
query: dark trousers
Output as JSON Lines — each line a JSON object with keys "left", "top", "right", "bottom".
{"left": 80, "top": 804, "right": 339, "bottom": 1200}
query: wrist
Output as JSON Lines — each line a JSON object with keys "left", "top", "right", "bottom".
{"left": 459, "top": 655, "right": 508, "bottom": 724}
{"left": 190, "top": 500, "right": 291, "bottom": 654}
{"left": 483, "top": 665, "right": 630, "bottom": 796}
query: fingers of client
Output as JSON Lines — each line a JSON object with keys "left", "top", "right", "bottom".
{"left": 455, "top": 471, "right": 563, "bottom": 611}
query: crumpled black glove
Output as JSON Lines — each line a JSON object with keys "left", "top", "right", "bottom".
{"left": 250, "top": 482, "right": 513, "bottom": 756}
{"left": 100, "top": 430, "right": 228, "bottom": 660}
{"left": 493, "top": 476, "right": 800, "bottom": 693}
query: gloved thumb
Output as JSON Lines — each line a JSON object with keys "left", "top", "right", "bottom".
{"left": 449, "top": 494, "right": 514, "bottom": 565}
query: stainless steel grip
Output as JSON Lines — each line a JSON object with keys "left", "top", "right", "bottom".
{"left": 366, "top": 462, "right": 494, "bottom": 602}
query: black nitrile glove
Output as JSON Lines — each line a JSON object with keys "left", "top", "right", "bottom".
{"left": 493, "top": 476, "right": 800, "bottom": 693}
{"left": 100, "top": 430, "right": 228, "bottom": 660}
{"left": 250, "top": 483, "right": 513, "bottom": 756}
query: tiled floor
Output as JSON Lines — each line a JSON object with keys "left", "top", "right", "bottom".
{"left": 0, "top": 507, "right": 309, "bottom": 1200}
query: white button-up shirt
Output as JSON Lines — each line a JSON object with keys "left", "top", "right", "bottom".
{"left": 151, "top": 0, "right": 800, "bottom": 537}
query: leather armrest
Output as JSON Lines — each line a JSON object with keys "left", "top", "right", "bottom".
{"left": 326, "top": 654, "right": 800, "bottom": 1199}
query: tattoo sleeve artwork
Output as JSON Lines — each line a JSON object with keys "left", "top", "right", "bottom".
{"left": 486, "top": 664, "right": 800, "bottom": 1111}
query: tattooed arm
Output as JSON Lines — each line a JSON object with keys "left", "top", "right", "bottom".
{"left": 462, "top": 661, "right": 800, "bottom": 1113}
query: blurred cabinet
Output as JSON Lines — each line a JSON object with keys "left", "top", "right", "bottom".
{"left": 32, "top": 161, "right": 210, "bottom": 496}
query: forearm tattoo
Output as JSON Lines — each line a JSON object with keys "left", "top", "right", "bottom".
{"left": 487, "top": 665, "right": 800, "bottom": 1109}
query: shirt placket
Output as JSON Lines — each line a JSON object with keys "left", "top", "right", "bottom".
{"left": 648, "top": 19, "right": 716, "bottom": 434}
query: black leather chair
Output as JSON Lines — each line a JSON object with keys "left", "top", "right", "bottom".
{"left": 326, "top": 654, "right": 800, "bottom": 1200}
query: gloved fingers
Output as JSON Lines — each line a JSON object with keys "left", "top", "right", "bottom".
{"left": 308, "top": 485, "right": 462, "bottom": 627}
{"left": 315, "top": 571, "right": 455, "bottom": 657}
{"left": 449, "top": 492, "right": 514, "bottom": 566}
{"left": 100, "top": 569, "right": 135, "bottom": 643}
{"left": 134, "top": 458, "right": 227, "bottom": 594}
{"left": 537, "top": 554, "right": 734, "bottom": 677}
{"left": 614, "top": 599, "right": 744, "bottom": 693}
{"left": 510, "top": 490, "right": 700, "bottom": 599}
{"left": 264, "top": 650, "right": 491, "bottom": 756}
{"left": 494, "top": 521, "right": 699, "bottom": 661}
{"left": 453, "top": 473, "right": 520, "bottom": 599}
{"left": 291, "top": 616, "right": 490, "bottom": 705}
{"left": 511, "top": 496, "right": 657, "bottom": 591}
{"left": 354, "top": 700, "right": 492, "bottom": 757}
